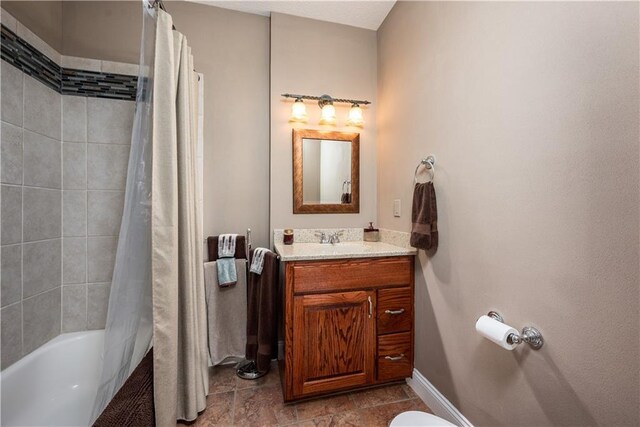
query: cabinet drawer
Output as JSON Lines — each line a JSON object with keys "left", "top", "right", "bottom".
{"left": 377, "top": 287, "right": 412, "bottom": 334}
{"left": 377, "top": 332, "right": 413, "bottom": 381}
{"left": 292, "top": 257, "right": 412, "bottom": 294}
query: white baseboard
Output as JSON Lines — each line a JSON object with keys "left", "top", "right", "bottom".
{"left": 406, "top": 369, "right": 473, "bottom": 427}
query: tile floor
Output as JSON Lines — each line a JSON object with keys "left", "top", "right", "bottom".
{"left": 178, "top": 361, "right": 432, "bottom": 426}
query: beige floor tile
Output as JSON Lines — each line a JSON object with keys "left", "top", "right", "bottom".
{"left": 349, "top": 384, "right": 410, "bottom": 408}
{"left": 197, "top": 391, "right": 236, "bottom": 426}
{"left": 295, "top": 394, "right": 355, "bottom": 421}
{"left": 234, "top": 384, "right": 297, "bottom": 426}
{"left": 209, "top": 365, "right": 240, "bottom": 394}
{"left": 328, "top": 398, "right": 429, "bottom": 427}
{"left": 186, "top": 374, "right": 430, "bottom": 427}
{"left": 283, "top": 416, "right": 333, "bottom": 427}
{"left": 177, "top": 391, "right": 236, "bottom": 426}
{"left": 401, "top": 384, "right": 419, "bottom": 399}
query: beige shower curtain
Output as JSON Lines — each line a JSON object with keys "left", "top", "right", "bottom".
{"left": 151, "top": 10, "right": 208, "bottom": 425}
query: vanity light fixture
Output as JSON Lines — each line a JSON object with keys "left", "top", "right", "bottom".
{"left": 319, "top": 96, "right": 337, "bottom": 125}
{"left": 346, "top": 103, "right": 364, "bottom": 127}
{"left": 290, "top": 98, "right": 308, "bottom": 122}
{"left": 282, "top": 93, "right": 371, "bottom": 127}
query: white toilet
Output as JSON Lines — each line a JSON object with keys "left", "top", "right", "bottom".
{"left": 390, "top": 411, "right": 456, "bottom": 427}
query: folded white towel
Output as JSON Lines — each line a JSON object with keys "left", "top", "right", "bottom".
{"left": 218, "top": 233, "right": 237, "bottom": 258}
{"left": 250, "top": 247, "right": 270, "bottom": 275}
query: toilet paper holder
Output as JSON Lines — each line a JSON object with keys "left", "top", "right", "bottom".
{"left": 487, "top": 311, "right": 544, "bottom": 350}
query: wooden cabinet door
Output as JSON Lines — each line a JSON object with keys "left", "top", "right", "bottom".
{"left": 292, "top": 290, "right": 375, "bottom": 397}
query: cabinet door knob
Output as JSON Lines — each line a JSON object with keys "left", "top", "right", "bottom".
{"left": 384, "top": 308, "right": 405, "bottom": 315}
{"left": 384, "top": 354, "right": 405, "bottom": 361}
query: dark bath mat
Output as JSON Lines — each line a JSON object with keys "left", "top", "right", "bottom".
{"left": 93, "top": 348, "right": 155, "bottom": 427}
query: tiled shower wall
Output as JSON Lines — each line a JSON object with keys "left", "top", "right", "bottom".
{"left": 61, "top": 92, "right": 134, "bottom": 334}
{"left": 0, "top": 10, "right": 135, "bottom": 369}
{"left": 1, "top": 61, "right": 63, "bottom": 369}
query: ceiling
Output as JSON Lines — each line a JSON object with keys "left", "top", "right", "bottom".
{"left": 189, "top": 1, "right": 396, "bottom": 30}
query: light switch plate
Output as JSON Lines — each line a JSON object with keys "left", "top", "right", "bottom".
{"left": 393, "top": 199, "right": 401, "bottom": 217}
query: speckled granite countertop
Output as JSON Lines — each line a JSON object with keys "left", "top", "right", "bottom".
{"left": 273, "top": 241, "right": 416, "bottom": 261}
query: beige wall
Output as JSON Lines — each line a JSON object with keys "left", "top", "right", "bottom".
{"left": 270, "top": 13, "right": 377, "bottom": 235}
{"left": 377, "top": 2, "right": 639, "bottom": 426}
{"left": 2, "top": 1, "right": 63, "bottom": 51}
{"left": 58, "top": 2, "right": 271, "bottom": 249}
{"left": 61, "top": 1, "right": 141, "bottom": 64}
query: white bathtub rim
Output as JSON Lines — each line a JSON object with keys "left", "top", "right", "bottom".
{"left": 1, "top": 330, "right": 105, "bottom": 377}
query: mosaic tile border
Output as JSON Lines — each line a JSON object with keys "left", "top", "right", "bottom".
{"left": 1, "top": 24, "right": 137, "bottom": 101}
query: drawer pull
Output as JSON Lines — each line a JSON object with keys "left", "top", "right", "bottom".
{"left": 384, "top": 308, "right": 405, "bottom": 315}
{"left": 368, "top": 296, "right": 373, "bottom": 318}
{"left": 384, "top": 354, "right": 405, "bottom": 361}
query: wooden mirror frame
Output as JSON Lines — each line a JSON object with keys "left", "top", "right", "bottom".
{"left": 293, "top": 129, "right": 360, "bottom": 214}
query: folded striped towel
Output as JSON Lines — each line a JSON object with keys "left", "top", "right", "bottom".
{"left": 250, "top": 248, "right": 271, "bottom": 275}
{"left": 218, "top": 234, "right": 238, "bottom": 258}
{"left": 217, "top": 234, "right": 238, "bottom": 287}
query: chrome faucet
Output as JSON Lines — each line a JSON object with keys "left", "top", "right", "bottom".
{"left": 328, "top": 231, "right": 343, "bottom": 244}
{"left": 316, "top": 230, "right": 343, "bottom": 244}
{"left": 316, "top": 232, "right": 330, "bottom": 244}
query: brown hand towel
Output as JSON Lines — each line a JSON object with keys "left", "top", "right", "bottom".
{"left": 410, "top": 181, "right": 438, "bottom": 252}
{"left": 245, "top": 249, "right": 278, "bottom": 373}
{"left": 207, "top": 235, "right": 246, "bottom": 261}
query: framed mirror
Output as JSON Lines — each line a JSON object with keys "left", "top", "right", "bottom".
{"left": 293, "top": 129, "right": 360, "bottom": 214}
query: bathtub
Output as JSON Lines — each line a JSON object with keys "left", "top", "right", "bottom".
{"left": 1, "top": 330, "right": 104, "bottom": 427}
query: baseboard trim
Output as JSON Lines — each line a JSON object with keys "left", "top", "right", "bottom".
{"left": 406, "top": 369, "right": 473, "bottom": 427}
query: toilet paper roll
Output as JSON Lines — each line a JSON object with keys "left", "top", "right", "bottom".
{"left": 475, "top": 315, "right": 519, "bottom": 350}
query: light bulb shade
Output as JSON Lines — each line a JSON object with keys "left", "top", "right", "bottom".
{"left": 347, "top": 104, "right": 364, "bottom": 127}
{"left": 319, "top": 103, "right": 336, "bottom": 125}
{"left": 290, "top": 99, "right": 308, "bottom": 122}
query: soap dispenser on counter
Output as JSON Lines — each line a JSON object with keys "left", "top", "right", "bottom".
{"left": 363, "top": 222, "right": 380, "bottom": 242}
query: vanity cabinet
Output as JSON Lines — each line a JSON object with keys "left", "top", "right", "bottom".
{"left": 282, "top": 256, "right": 415, "bottom": 401}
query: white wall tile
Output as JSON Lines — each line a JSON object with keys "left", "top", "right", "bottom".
{"left": 23, "top": 130, "right": 61, "bottom": 189}
{"left": 22, "top": 239, "right": 61, "bottom": 298}
{"left": 22, "top": 287, "right": 61, "bottom": 354}
{"left": 1, "top": 302, "right": 22, "bottom": 369}
{"left": 63, "top": 190, "right": 87, "bottom": 237}
{"left": 87, "top": 283, "right": 110, "bottom": 330}
{"left": 1, "top": 62, "right": 23, "bottom": 127}
{"left": 63, "top": 143, "right": 86, "bottom": 190}
{"left": 1, "top": 244, "right": 22, "bottom": 307}
{"left": 61, "top": 56, "right": 101, "bottom": 73}
{"left": 1, "top": 122, "right": 23, "bottom": 185}
{"left": 23, "top": 187, "right": 61, "bottom": 242}
{"left": 87, "top": 236, "right": 117, "bottom": 283}
{"left": 63, "top": 237, "right": 86, "bottom": 284}
{"left": 87, "top": 98, "right": 134, "bottom": 144}
{"left": 100, "top": 60, "right": 139, "bottom": 76}
{"left": 87, "top": 144, "right": 129, "bottom": 190}
{"left": 62, "top": 96, "right": 87, "bottom": 143}
{"left": 1, "top": 185, "right": 22, "bottom": 245}
{"left": 87, "top": 191, "right": 124, "bottom": 236}
{"left": 23, "top": 76, "right": 61, "bottom": 140}
{"left": 62, "top": 285, "right": 87, "bottom": 332}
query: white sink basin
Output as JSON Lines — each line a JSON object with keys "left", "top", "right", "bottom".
{"left": 323, "top": 242, "right": 370, "bottom": 252}
{"left": 274, "top": 241, "right": 416, "bottom": 261}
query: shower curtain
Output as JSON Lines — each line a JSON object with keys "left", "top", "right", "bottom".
{"left": 151, "top": 8, "right": 208, "bottom": 425}
{"left": 92, "top": 3, "right": 208, "bottom": 425}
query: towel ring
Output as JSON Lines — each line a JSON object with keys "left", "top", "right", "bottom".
{"left": 414, "top": 155, "right": 436, "bottom": 184}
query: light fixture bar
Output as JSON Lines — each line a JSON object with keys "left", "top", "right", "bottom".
{"left": 281, "top": 93, "right": 371, "bottom": 106}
